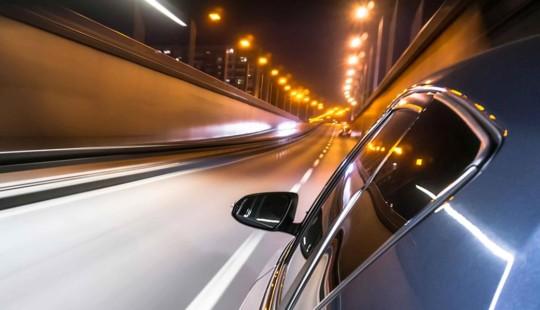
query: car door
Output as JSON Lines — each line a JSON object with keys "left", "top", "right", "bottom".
{"left": 271, "top": 86, "right": 500, "bottom": 309}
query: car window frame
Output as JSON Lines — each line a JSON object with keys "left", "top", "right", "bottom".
{"left": 258, "top": 96, "right": 410, "bottom": 310}
{"left": 280, "top": 85, "right": 504, "bottom": 310}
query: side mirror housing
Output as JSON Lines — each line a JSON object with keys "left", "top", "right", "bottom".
{"left": 231, "top": 192, "right": 299, "bottom": 235}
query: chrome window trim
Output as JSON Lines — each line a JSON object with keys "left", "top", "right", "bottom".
{"left": 280, "top": 85, "right": 503, "bottom": 310}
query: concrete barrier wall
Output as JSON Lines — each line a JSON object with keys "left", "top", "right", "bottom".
{"left": 0, "top": 14, "right": 294, "bottom": 152}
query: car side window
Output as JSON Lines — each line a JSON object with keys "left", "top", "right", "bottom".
{"left": 279, "top": 109, "right": 420, "bottom": 302}
{"left": 290, "top": 98, "right": 483, "bottom": 309}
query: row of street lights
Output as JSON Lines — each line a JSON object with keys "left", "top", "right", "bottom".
{"left": 232, "top": 34, "right": 326, "bottom": 120}
{"left": 343, "top": 1, "right": 375, "bottom": 108}
{"left": 142, "top": 0, "right": 324, "bottom": 120}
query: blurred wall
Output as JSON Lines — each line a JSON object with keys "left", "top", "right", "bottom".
{"left": 0, "top": 16, "right": 293, "bottom": 151}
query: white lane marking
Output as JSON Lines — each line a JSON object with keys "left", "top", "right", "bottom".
{"left": 0, "top": 168, "right": 196, "bottom": 220}
{"left": 186, "top": 230, "right": 266, "bottom": 310}
{"left": 300, "top": 168, "right": 314, "bottom": 184}
{"left": 290, "top": 182, "right": 302, "bottom": 193}
{"left": 0, "top": 146, "right": 268, "bottom": 220}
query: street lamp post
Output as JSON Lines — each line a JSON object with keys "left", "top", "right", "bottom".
{"left": 237, "top": 36, "right": 254, "bottom": 92}
{"left": 255, "top": 56, "right": 268, "bottom": 98}
{"left": 188, "top": 19, "right": 197, "bottom": 66}
{"left": 188, "top": 9, "right": 223, "bottom": 66}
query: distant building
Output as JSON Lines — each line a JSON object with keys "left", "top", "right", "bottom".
{"left": 151, "top": 44, "right": 257, "bottom": 95}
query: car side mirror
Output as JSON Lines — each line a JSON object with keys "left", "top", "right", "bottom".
{"left": 231, "top": 192, "right": 300, "bottom": 235}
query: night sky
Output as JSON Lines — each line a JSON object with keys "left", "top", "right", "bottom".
{"left": 182, "top": 0, "right": 352, "bottom": 103}
{"left": 63, "top": 0, "right": 353, "bottom": 103}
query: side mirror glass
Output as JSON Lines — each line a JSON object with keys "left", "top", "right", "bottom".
{"left": 231, "top": 192, "right": 299, "bottom": 234}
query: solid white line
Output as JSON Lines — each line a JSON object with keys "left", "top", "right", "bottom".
{"left": 186, "top": 230, "right": 266, "bottom": 310}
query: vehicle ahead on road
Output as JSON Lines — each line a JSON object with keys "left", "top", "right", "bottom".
{"left": 337, "top": 122, "right": 352, "bottom": 137}
{"left": 232, "top": 37, "right": 540, "bottom": 309}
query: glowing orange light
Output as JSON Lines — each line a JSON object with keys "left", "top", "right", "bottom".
{"left": 392, "top": 146, "right": 403, "bottom": 155}
{"left": 208, "top": 12, "right": 221, "bottom": 22}
{"left": 350, "top": 36, "right": 361, "bottom": 48}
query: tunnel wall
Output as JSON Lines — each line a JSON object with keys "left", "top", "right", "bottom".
{"left": 0, "top": 12, "right": 295, "bottom": 152}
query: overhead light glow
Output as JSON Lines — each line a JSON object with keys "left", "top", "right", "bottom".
{"left": 208, "top": 12, "right": 221, "bottom": 22}
{"left": 258, "top": 57, "right": 268, "bottom": 66}
{"left": 350, "top": 37, "right": 361, "bottom": 48}
{"left": 346, "top": 69, "right": 355, "bottom": 76}
{"left": 347, "top": 55, "right": 359, "bottom": 65}
{"left": 355, "top": 6, "right": 369, "bottom": 20}
{"left": 238, "top": 38, "right": 252, "bottom": 49}
{"left": 144, "top": 0, "right": 187, "bottom": 27}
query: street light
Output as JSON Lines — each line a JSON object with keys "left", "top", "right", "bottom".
{"left": 238, "top": 38, "right": 251, "bottom": 49}
{"left": 208, "top": 12, "right": 222, "bottom": 22}
{"left": 284, "top": 85, "right": 291, "bottom": 91}
{"left": 278, "top": 77, "right": 288, "bottom": 85}
{"left": 258, "top": 56, "right": 269, "bottom": 66}
{"left": 238, "top": 35, "right": 254, "bottom": 50}
{"left": 271, "top": 69, "right": 279, "bottom": 76}
{"left": 347, "top": 55, "right": 359, "bottom": 65}
{"left": 354, "top": 6, "right": 369, "bottom": 20}
{"left": 350, "top": 36, "right": 361, "bottom": 48}
{"left": 346, "top": 69, "right": 355, "bottom": 76}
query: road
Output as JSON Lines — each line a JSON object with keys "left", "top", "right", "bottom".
{"left": 0, "top": 124, "right": 357, "bottom": 310}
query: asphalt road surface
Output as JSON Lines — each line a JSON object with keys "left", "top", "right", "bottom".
{"left": 0, "top": 124, "right": 357, "bottom": 310}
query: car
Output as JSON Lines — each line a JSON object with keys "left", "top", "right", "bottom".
{"left": 231, "top": 36, "right": 540, "bottom": 309}
{"left": 338, "top": 122, "right": 352, "bottom": 137}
